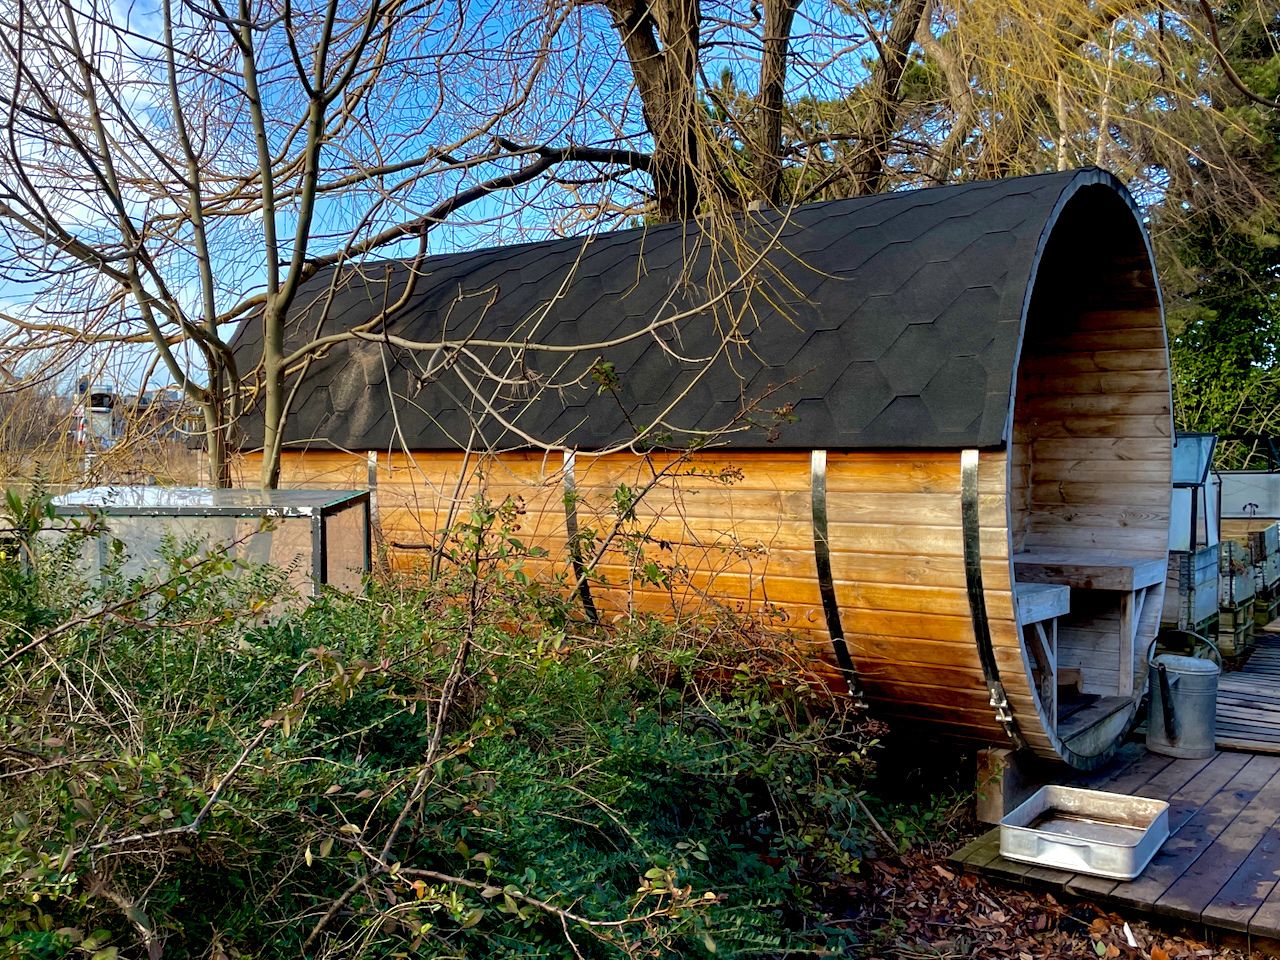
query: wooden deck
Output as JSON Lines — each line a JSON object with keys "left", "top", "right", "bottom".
{"left": 1218, "top": 623, "right": 1280, "bottom": 753}
{"left": 952, "top": 745, "right": 1280, "bottom": 945}
{"left": 951, "top": 623, "right": 1280, "bottom": 945}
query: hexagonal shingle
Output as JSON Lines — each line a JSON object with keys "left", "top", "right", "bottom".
{"left": 828, "top": 361, "right": 895, "bottom": 432}
{"left": 870, "top": 395, "right": 935, "bottom": 441}
{"left": 831, "top": 295, "right": 904, "bottom": 361}
{"left": 226, "top": 168, "right": 1137, "bottom": 454}
{"left": 933, "top": 286, "right": 1003, "bottom": 356}
{"left": 921, "top": 356, "right": 990, "bottom": 432}
{"left": 876, "top": 324, "right": 951, "bottom": 394}
{"left": 893, "top": 261, "right": 970, "bottom": 324}
{"left": 848, "top": 240, "right": 919, "bottom": 297}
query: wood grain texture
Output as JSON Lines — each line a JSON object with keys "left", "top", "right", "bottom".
{"left": 1103, "top": 754, "right": 1274, "bottom": 913}
{"left": 234, "top": 437, "right": 1153, "bottom": 763}
{"left": 1156, "top": 767, "right": 1280, "bottom": 924}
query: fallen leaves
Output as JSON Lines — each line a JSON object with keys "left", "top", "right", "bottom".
{"left": 835, "top": 848, "right": 1263, "bottom": 959}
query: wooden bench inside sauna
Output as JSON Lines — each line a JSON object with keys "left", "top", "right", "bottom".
{"left": 233, "top": 168, "right": 1173, "bottom": 770}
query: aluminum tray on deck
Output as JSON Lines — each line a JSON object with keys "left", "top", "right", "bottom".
{"left": 1000, "top": 785, "right": 1169, "bottom": 879}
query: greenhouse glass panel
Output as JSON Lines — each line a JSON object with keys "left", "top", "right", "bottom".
{"left": 50, "top": 487, "right": 370, "bottom": 599}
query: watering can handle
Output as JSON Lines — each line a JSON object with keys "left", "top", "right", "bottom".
{"left": 1156, "top": 662, "right": 1178, "bottom": 742}
{"left": 1147, "top": 632, "right": 1222, "bottom": 669}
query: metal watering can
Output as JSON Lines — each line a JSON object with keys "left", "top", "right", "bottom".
{"left": 1146, "top": 632, "right": 1221, "bottom": 760}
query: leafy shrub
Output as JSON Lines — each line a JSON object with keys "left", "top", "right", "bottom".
{"left": 0, "top": 491, "right": 879, "bottom": 958}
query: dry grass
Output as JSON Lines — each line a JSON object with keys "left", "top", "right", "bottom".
{"left": 0, "top": 438, "right": 204, "bottom": 492}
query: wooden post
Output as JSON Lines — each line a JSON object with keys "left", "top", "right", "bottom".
{"left": 976, "top": 747, "right": 1043, "bottom": 825}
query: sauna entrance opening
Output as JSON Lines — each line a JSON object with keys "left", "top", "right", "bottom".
{"left": 1007, "top": 184, "right": 1172, "bottom": 741}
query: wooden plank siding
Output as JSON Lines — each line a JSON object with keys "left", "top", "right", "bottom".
{"left": 824, "top": 450, "right": 1018, "bottom": 747}
{"left": 1011, "top": 302, "right": 1172, "bottom": 713}
{"left": 215, "top": 173, "right": 1181, "bottom": 772}
{"left": 241, "top": 446, "right": 1040, "bottom": 751}
{"left": 232, "top": 292, "right": 1174, "bottom": 770}
{"left": 1014, "top": 305, "right": 1171, "bottom": 555}
{"left": 824, "top": 450, "right": 1024, "bottom": 742}
{"left": 239, "top": 286, "right": 1173, "bottom": 770}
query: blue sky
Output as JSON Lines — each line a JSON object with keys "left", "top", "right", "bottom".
{"left": 0, "top": 0, "right": 1178, "bottom": 398}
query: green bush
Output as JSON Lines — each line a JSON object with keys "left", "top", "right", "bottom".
{"left": 0, "top": 492, "right": 878, "bottom": 958}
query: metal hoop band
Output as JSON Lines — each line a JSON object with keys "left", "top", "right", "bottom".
{"left": 961, "top": 448, "right": 1024, "bottom": 746}
{"left": 562, "top": 451, "right": 599, "bottom": 623}
{"left": 810, "top": 450, "right": 864, "bottom": 703}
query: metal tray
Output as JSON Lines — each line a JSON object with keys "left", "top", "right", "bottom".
{"left": 1000, "top": 785, "right": 1169, "bottom": 879}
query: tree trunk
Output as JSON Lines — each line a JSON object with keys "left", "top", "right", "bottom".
{"left": 755, "top": 0, "right": 800, "bottom": 205}
{"left": 606, "top": 0, "right": 704, "bottom": 220}
{"left": 849, "top": 0, "right": 929, "bottom": 196}
{"left": 201, "top": 398, "right": 231, "bottom": 488}
{"left": 259, "top": 302, "right": 285, "bottom": 490}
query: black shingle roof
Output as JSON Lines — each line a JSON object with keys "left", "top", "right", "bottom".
{"left": 230, "top": 167, "right": 1146, "bottom": 453}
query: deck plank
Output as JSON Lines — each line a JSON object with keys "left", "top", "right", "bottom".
{"left": 1155, "top": 762, "right": 1280, "bottom": 923}
{"left": 950, "top": 830, "right": 1002, "bottom": 870}
{"left": 1069, "top": 751, "right": 1247, "bottom": 900}
{"left": 1134, "top": 753, "right": 1223, "bottom": 805}
{"left": 1091, "top": 755, "right": 1278, "bottom": 914}
{"left": 1218, "top": 737, "right": 1280, "bottom": 755}
{"left": 1078, "top": 746, "right": 1175, "bottom": 792}
{"left": 957, "top": 632, "right": 1280, "bottom": 940}
{"left": 1201, "top": 812, "right": 1280, "bottom": 933}
{"left": 1251, "top": 868, "right": 1280, "bottom": 938}
{"left": 975, "top": 848, "right": 1040, "bottom": 884}
{"left": 1063, "top": 752, "right": 1206, "bottom": 898}
{"left": 1216, "top": 633, "right": 1280, "bottom": 752}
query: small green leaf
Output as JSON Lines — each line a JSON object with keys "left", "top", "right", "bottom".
{"left": 81, "top": 932, "right": 107, "bottom": 951}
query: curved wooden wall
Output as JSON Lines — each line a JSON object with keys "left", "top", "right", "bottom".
{"left": 244, "top": 420, "right": 1166, "bottom": 767}
{"left": 1003, "top": 186, "right": 1173, "bottom": 766}
{"left": 823, "top": 450, "right": 1015, "bottom": 743}
{"left": 243, "top": 446, "right": 1031, "bottom": 748}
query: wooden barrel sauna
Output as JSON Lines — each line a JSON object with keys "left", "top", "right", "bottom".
{"left": 232, "top": 168, "right": 1173, "bottom": 768}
